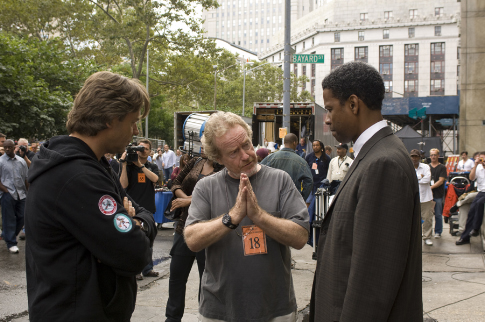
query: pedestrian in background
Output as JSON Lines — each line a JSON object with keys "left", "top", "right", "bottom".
{"left": 120, "top": 139, "right": 160, "bottom": 280}
{"left": 162, "top": 144, "right": 176, "bottom": 183}
{"left": 165, "top": 152, "right": 224, "bottom": 322}
{"left": 429, "top": 148, "right": 447, "bottom": 238}
{"left": 0, "top": 139, "right": 28, "bottom": 253}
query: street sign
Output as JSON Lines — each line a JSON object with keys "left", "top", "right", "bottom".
{"left": 408, "top": 107, "right": 427, "bottom": 120}
{"left": 292, "top": 54, "right": 324, "bottom": 64}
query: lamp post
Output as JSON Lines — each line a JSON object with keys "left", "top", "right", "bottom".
{"left": 213, "top": 63, "right": 239, "bottom": 110}
{"left": 213, "top": 65, "right": 218, "bottom": 110}
{"left": 145, "top": 48, "right": 149, "bottom": 138}
{"left": 242, "top": 61, "right": 281, "bottom": 116}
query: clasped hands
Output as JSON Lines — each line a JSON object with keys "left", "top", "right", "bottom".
{"left": 229, "top": 173, "right": 264, "bottom": 225}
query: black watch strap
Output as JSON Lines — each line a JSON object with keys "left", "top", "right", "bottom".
{"left": 222, "top": 213, "right": 238, "bottom": 229}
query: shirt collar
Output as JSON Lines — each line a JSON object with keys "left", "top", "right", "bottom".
{"left": 353, "top": 120, "right": 388, "bottom": 158}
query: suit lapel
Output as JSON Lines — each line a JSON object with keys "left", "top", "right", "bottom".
{"left": 324, "top": 126, "right": 394, "bottom": 220}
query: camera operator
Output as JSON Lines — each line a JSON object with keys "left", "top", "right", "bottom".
{"left": 16, "top": 138, "right": 35, "bottom": 168}
{"left": 119, "top": 139, "right": 160, "bottom": 279}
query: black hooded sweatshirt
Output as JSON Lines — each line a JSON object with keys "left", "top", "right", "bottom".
{"left": 25, "top": 136, "right": 157, "bottom": 322}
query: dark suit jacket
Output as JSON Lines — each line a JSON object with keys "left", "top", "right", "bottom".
{"left": 310, "top": 126, "right": 422, "bottom": 322}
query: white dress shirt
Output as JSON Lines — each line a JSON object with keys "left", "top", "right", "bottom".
{"left": 457, "top": 159, "right": 475, "bottom": 171}
{"left": 415, "top": 163, "right": 433, "bottom": 203}
{"left": 161, "top": 150, "right": 176, "bottom": 169}
{"left": 353, "top": 120, "right": 388, "bottom": 158}
{"left": 475, "top": 164, "right": 485, "bottom": 192}
{"left": 327, "top": 156, "right": 353, "bottom": 182}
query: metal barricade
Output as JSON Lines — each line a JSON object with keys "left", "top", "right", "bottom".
{"left": 312, "top": 187, "right": 331, "bottom": 260}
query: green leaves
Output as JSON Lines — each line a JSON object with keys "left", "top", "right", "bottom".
{"left": 0, "top": 32, "right": 97, "bottom": 139}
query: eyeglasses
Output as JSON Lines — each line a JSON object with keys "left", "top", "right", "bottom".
{"left": 430, "top": 154, "right": 439, "bottom": 156}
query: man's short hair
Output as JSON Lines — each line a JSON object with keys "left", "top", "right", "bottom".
{"left": 0, "top": 133, "right": 5, "bottom": 138}
{"left": 201, "top": 111, "right": 253, "bottom": 161}
{"left": 321, "top": 61, "right": 385, "bottom": 110}
{"left": 138, "top": 139, "right": 151, "bottom": 150}
{"left": 461, "top": 151, "right": 468, "bottom": 155}
{"left": 18, "top": 138, "right": 28, "bottom": 145}
{"left": 430, "top": 148, "right": 440, "bottom": 155}
{"left": 284, "top": 133, "right": 298, "bottom": 145}
{"left": 66, "top": 71, "right": 150, "bottom": 136}
{"left": 325, "top": 145, "right": 332, "bottom": 152}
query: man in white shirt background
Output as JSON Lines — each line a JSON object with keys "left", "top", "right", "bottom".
{"left": 456, "top": 151, "right": 485, "bottom": 245}
{"left": 457, "top": 151, "right": 475, "bottom": 172}
{"left": 161, "top": 144, "right": 176, "bottom": 184}
{"left": 411, "top": 149, "right": 434, "bottom": 246}
{"left": 327, "top": 143, "right": 353, "bottom": 183}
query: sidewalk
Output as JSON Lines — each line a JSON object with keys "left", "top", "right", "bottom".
{"left": 132, "top": 223, "right": 485, "bottom": 322}
{"left": 8, "top": 223, "right": 485, "bottom": 322}
{"left": 131, "top": 245, "right": 316, "bottom": 322}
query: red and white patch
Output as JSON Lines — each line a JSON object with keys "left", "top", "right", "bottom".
{"left": 98, "top": 195, "right": 117, "bottom": 215}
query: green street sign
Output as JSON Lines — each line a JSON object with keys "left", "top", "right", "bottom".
{"left": 292, "top": 54, "right": 324, "bottom": 64}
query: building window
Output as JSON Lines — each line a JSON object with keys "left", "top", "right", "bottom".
{"left": 358, "top": 31, "right": 364, "bottom": 41}
{"left": 408, "top": 28, "right": 415, "bottom": 38}
{"left": 303, "top": 41, "right": 305, "bottom": 50}
{"left": 294, "top": 64, "right": 297, "bottom": 77}
{"left": 431, "top": 42, "right": 445, "bottom": 55}
{"left": 405, "top": 62, "right": 418, "bottom": 74}
{"left": 430, "top": 79, "right": 444, "bottom": 93}
{"left": 409, "top": 9, "right": 418, "bottom": 19}
{"left": 311, "top": 79, "right": 316, "bottom": 98}
{"left": 405, "top": 44, "right": 419, "bottom": 56}
{"left": 279, "top": 52, "right": 281, "bottom": 60}
{"left": 311, "top": 63, "right": 315, "bottom": 77}
{"left": 431, "top": 61, "right": 444, "bottom": 73}
{"left": 384, "top": 81, "right": 393, "bottom": 93}
{"left": 457, "top": 65, "right": 460, "bottom": 77}
{"left": 380, "top": 63, "right": 393, "bottom": 75}
{"left": 360, "top": 13, "right": 368, "bottom": 21}
{"left": 383, "top": 29, "right": 389, "bottom": 39}
{"left": 355, "top": 47, "right": 368, "bottom": 60}
{"left": 435, "top": 26, "right": 441, "bottom": 36}
{"left": 404, "top": 80, "right": 418, "bottom": 92}
{"left": 331, "top": 48, "right": 344, "bottom": 70}
{"left": 435, "top": 7, "right": 444, "bottom": 17}
{"left": 379, "top": 45, "right": 393, "bottom": 57}
{"left": 384, "top": 11, "right": 393, "bottom": 19}
{"left": 334, "top": 32, "right": 340, "bottom": 42}
{"left": 331, "top": 48, "right": 344, "bottom": 60}
{"left": 312, "top": 37, "right": 314, "bottom": 46}
{"left": 457, "top": 47, "right": 460, "bottom": 59}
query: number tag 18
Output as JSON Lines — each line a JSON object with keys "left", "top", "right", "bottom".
{"left": 242, "top": 225, "right": 268, "bottom": 256}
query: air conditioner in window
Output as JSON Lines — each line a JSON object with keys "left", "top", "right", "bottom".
{"left": 385, "top": 89, "right": 391, "bottom": 93}
{"left": 407, "top": 71, "right": 413, "bottom": 74}
{"left": 382, "top": 71, "right": 389, "bottom": 75}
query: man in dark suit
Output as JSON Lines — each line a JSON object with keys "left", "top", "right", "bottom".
{"left": 310, "top": 62, "right": 422, "bottom": 321}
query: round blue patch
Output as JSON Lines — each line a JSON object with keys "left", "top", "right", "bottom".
{"left": 114, "top": 213, "right": 133, "bottom": 233}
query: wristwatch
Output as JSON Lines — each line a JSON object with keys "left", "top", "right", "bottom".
{"left": 222, "top": 213, "right": 238, "bottom": 229}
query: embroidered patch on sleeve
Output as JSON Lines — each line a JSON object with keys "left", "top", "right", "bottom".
{"left": 114, "top": 214, "right": 133, "bottom": 232}
{"left": 98, "top": 195, "right": 117, "bottom": 215}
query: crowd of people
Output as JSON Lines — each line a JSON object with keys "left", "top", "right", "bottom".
{"left": 1, "top": 62, "right": 484, "bottom": 322}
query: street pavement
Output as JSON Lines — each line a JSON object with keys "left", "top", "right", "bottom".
{"left": 2, "top": 222, "right": 485, "bottom": 321}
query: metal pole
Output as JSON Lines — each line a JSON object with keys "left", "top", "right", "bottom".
{"left": 145, "top": 48, "right": 149, "bottom": 139}
{"left": 283, "top": 0, "right": 291, "bottom": 130}
{"left": 243, "top": 70, "right": 246, "bottom": 116}
{"left": 429, "top": 115, "right": 432, "bottom": 137}
{"left": 453, "top": 115, "right": 456, "bottom": 154}
{"left": 214, "top": 70, "right": 217, "bottom": 110}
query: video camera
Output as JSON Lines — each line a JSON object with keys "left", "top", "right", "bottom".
{"left": 125, "top": 143, "right": 145, "bottom": 164}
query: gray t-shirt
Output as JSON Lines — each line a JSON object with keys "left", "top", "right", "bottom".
{"left": 186, "top": 165, "right": 310, "bottom": 322}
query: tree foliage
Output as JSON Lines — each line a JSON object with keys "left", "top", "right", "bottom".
{"left": 0, "top": 32, "right": 97, "bottom": 139}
